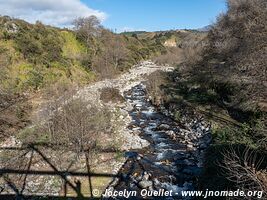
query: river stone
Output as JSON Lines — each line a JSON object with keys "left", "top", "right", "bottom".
{"left": 157, "top": 124, "right": 171, "bottom": 130}
{"left": 157, "top": 150, "right": 188, "bottom": 161}
{"left": 187, "top": 144, "right": 194, "bottom": 148}
{"left": 138, "top": 180, "right": 153, "bottom": 188}
{"left": 166, "top": 130, "right": 175, "bottom": 135}
{"left": 135, "top": 103, "right": 142, "bottom": 107}
{"left": 142, "top": 172, "right": 150, "bottom": 180}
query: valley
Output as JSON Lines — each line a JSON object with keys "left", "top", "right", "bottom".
{"left": 0, "top": 0, "right": 266, "bottom": 199}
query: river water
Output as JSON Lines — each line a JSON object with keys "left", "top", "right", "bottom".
{"left": 105, "top": 83, "right": 211, "bottom": 199}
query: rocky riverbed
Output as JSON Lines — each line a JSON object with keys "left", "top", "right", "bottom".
{"left": 0, "top": 61, "right": 211, "bottom": 198}
{"left": 104, "top": 83, "right": 212, "bottom": 199}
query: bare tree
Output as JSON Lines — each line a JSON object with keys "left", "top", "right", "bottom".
{"left": 73, "top": 16, "right": 102, "bottom": 37}
{"left": 221, "top": 147, "right": 267, "bottom": 199}
{"left": 109, "top": 36, "right": 129, "bottom": 70}
{"left": 146, "top": 70, "right": 168, "bottom": 106}
{"left": 73, "top": 16, "right": 103, "bottom": 55}
{"left": 91, "top": 30, "right": 129, "bottom": 78}
{"left": 44, "top": 98, "right": 112, "bottom": 156}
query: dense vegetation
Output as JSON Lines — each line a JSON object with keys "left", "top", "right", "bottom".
{"left": 146, "top": 0, "right": 267, "bottom": 197}
{"left": 0, "top": 15, "right": 168, "bottom": 141}
{"left": 0, "top": 16, "right": 167, "bottom": 92}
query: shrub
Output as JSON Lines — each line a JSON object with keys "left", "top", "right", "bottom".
{"left": 13, "top": 64, "right": 44, "bottom": 91}
{"left": 146, "top": 70, "right": 168, "bottom": 106}
{"left": 15, "top": 33, "right": 43, "bottom": 61}
{"left": 61, "top": 31, "right": 87, "bottom": 61}
{"left": 47, "top": 99, "right": 112, "bottom": 154}
{"left": 14, "top": 22, "right": 63, "bottom": 65}
{"left": 196, "top": 0, "right": 267, "bottom": 111}
{"left": 100, "top": 87, "right": 124, "bottom": 103}
{"left": 153, "top": 47, "right": 184, "bottom": 66}
{"left": 221, "top": 147, "right": 267, "bottom": 199}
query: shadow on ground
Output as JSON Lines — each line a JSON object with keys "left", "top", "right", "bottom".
{"left": 0, "top": 144, "right": 123, "bottom": 199}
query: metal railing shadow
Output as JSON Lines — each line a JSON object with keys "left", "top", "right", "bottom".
{"left": 0, "top": 144, "right": 119, "bottom": 200}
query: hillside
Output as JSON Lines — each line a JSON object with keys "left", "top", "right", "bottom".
{"left": 145, "top": 0, "right": 267, "bottom": 196}
{"left": 0, "top": 16, "right": 168, "bottom": 141}
{"left": 0, "top": 0, "right": 266, "bottom": 198}
{"left": 0, "top": 16, "right": 206, "bottom": 141}
{"left": 0, "top": 16, "right": 167, "bottom": 93}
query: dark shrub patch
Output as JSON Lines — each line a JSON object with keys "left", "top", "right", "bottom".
{"left": 100, "top": 87, "right": 124, "bottom": 103}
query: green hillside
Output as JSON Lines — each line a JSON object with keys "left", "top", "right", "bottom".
{"left": 0, "top": 16, "right": 169, "bottom": 141}
{"left": 0, "top": 16, "right": 168, "bottom": 93}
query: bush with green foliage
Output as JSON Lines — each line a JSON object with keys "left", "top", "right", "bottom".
{"left": 14, "top": 21, "right": 63, "bottom": 65}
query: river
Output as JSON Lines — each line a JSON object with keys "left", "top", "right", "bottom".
{"left": 105, "top": 83, "right": 212, "bottom": 199}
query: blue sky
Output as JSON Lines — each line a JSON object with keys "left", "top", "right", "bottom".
{"left": 82, "top": 0, "right": 227, "bottom": 32}
{"left": 0, "top": 0, "right": 227, "bottom": 30}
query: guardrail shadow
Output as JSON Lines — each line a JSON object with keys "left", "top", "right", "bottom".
{"left": 0, "top": 144, "right": 119, "bottom": 200}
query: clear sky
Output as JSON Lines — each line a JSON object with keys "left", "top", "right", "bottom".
{"left": 82, "top": 0, "right": 227, "bottom": 32}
